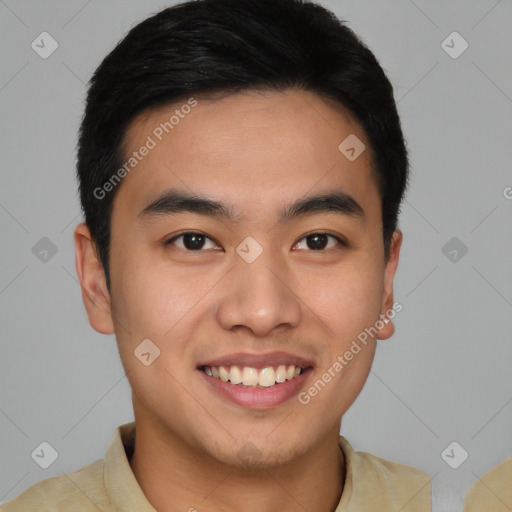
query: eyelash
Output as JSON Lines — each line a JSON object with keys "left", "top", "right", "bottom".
{"left": 164, "top": 231, "right": 347, "bottom": 252}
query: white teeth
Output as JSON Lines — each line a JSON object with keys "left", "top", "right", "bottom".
{"left": 219, "top": 366, "right": 229, "bottom": 382}
{"left": 229, "top": 365, "right": 243, "bottom": 384}
{"left": 276, "top": 365, "right": 287, "bottom": 383}
{"left": 202, "top": 364, "right": 305, "bottom": 388}
{"left": 242, "top": 367, "right": 259, "bottom": 386}
{"left": 259, "top": 367, "right": 276, "bottom": 387}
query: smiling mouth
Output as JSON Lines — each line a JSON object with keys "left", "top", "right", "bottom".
{"left": 199, "top": 364, "right": 306, "bottom": 388}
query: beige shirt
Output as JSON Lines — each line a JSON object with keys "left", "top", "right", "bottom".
{"left": 0, "top": 421, "right": 431, "bottom": 511}
{"left": 464, "top": 457, "right": 512, "bottom": 512}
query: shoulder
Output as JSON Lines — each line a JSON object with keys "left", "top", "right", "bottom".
{"left": 338, "top": 436, "right": 431, "bottom": 511}
{"left": 0, "top": 459, "right": 114, "bottom": 512}
{"left": 464, "top": 456, "right": 512, "bottom": 512}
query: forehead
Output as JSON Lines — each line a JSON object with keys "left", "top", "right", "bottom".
{"left": 115, "top": 89, "right": 380, "bottom": 223}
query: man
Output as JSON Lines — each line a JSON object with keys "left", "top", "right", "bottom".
{"left": 1, "top": 0, "right": 431, "bottom": 510}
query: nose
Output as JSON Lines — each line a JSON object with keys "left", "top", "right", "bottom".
{"left": 216, "top": 248, "right": 302, "bottom": 337}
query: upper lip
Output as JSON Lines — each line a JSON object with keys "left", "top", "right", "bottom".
{"left": 197, "top": 351, "right": 314, "bottom": 369}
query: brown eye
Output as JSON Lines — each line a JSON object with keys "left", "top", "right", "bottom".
{"left": 166, "top": 232, "right": 220, "bottom": 251}
{"left": 294, "top": 233, "right": 345, "bottom": 251}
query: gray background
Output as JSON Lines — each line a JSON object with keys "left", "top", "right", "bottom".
{"left": 1, "top": 0, "right": 511, "bottom": 509}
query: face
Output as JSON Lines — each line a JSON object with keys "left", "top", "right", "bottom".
{"left": 75, "top": 89, "right": 401, "bottom": 468}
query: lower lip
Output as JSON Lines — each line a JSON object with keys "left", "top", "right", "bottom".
{"left": 199, "top": 368, "right": 312, "bottom": 409}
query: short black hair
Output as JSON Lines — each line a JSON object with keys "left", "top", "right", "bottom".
{"left": 77, "top": 0, "right": 409, "bottom": 291}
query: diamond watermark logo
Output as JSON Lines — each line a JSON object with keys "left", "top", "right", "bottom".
{"left": 134, "top": 338, "right": 161, "bottom": 366}
{"left": 442, "top": 236, "right": 468, "bottom": 263}
{"left": 32, "top": 237, "right": 58, "bottom": 263}
{"left": 237, "top": 442, "right": 262, "bottom": 466}
{"left": 441, "top": 32, "right": 468, "bottom": 59}
{"left": 441, "top": 441, "right": 469, "bottom": 469}
{"left": 31, "top": 441, "right": 59, "bottom": 469}
{"left": 31, "top": 32, "right": 59, "bottom": 59}
{"left": 236, "top": 236, "right": 263, "bottom": 264}
{"left": 339, "top": 134, "right": 365, "bottom": 161}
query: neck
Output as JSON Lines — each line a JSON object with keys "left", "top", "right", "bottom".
{"left": 129, "top": 413, "right": 345, "bottom": 512}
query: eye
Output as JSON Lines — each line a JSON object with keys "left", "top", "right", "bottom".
{"left": 164, "top": 231, "right": 346, "bottom": 252}
{"left": 165, "top": 232, "right": 221, "bottom": 251}
{"left": 293, "top": 232, "right": 346, "bottom": 251}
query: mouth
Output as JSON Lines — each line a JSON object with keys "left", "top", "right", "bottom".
{"left": 196, "top": 352, "right": 314, "bottom": 409}
{"left": 199, "top": 364, "right": 306, "bottom": 388}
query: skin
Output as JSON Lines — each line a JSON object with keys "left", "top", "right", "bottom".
{"left": 74, "top": 89, "right": 402, "bottom": 512}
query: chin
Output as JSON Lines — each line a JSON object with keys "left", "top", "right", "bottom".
{"left": 205, "top": 436, "right": 309, "bottom": 470}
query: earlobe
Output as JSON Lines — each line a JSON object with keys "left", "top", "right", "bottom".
{"left": 377, "top": 229, "right": 402, "bottom": 341}
{"left": 74, "top": 222, "right": 115, "bottom": 335}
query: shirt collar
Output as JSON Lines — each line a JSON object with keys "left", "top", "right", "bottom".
{"left": 336, "top": 435, "right": 430, "bottom": 511}
{"left": 104, "top": 421, "right": 157, "bottom": 511}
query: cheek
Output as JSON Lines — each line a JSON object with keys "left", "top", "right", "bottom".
{"left": 114, "top": 262, "right": 218, "bottom": 364}
{"left": 301, "top": 257, "right": 384, "bottom": 340}
{"left": 152, "top": 268, "right": 217, "bottom": 336}
{"left": 111, "top": 269, "right": 198, "bottom": 402}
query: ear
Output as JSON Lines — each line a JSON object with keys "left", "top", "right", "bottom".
{"left": 377, "top": 229, "right": 403, "bottom": 340}
{"left": 74, "top": 222, "right": 115, "bottom": 334}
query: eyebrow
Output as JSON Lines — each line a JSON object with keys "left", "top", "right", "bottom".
{"left": 138, "top": 188, "right": 365, "bottom": 224}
